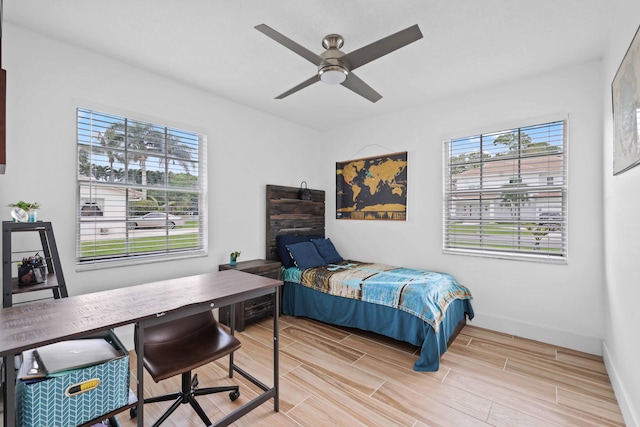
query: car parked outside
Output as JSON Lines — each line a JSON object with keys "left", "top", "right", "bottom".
{"left": 127, "top": 212, "right": 185, "bottom": 230}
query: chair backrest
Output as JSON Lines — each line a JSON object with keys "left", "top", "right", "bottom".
{"left": 139, "top": 310, "right": 217, "bottom": 345}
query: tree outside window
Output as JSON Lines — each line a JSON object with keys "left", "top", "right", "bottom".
{"left": 76, "top": 108, "right": 207, "bottom": 267}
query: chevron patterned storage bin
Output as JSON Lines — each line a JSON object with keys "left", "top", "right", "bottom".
{"left": 16, "top": 332, "right": 129, "bottom": 427}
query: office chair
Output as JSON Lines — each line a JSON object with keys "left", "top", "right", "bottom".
{"left": 131, "top": 310, "right": 242, "bottom": 426}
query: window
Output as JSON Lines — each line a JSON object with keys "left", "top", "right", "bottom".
{"left": 76, "top": 108, "right": 207, "bottom": 267}
{"left": 443, "top": 120, "right": 567, "bottom": 262}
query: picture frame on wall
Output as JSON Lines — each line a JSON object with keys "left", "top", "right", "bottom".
{"left": 336, "top": 151, "right": 407, "bottom": 220}
{"left": 612, "top": 24, "right": 640, "bottom": 175}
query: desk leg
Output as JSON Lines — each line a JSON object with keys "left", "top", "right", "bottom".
{"left": 1, "top": 357, "right": 5, "bottom": 427}
{"left": 229, "top": 303, "right": 235, "bottom": 379}
{"left": 135, "top": 323, "right": 145, "bottom": 427}
{"left": 215, "top": 287, "right": 280, "bottom": 426}
{"left": 273, "top": 287, "right": 279, "bottom": 412}
{"left": 2, "top": 355, "right": 16, "bottom": 427}
{"left": 7, "top": 356, "right": 15, "bottom": 427}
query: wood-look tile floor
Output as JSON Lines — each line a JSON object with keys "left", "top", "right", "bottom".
{"left": 116, "top": 315, "right": 625, "bottom": 426}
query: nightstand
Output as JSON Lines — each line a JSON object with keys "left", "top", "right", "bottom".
{"left": 218, "top": 259, "right": 281, "bottom": 331}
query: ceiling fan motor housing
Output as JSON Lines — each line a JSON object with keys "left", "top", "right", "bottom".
{"left": 322, "top": 34, "right": 344, "bottom": 50}
{"left": 319, "top": 35, "right": 348, "bottom": 84}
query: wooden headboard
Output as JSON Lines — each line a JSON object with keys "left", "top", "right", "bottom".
{"left": 265, "top": 184, "right": 325, "bottom": 262}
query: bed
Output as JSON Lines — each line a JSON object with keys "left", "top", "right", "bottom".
{"left": 265, "top": 184, "right": 473, "bottom": 371}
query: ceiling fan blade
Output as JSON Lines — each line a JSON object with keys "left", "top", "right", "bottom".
{"left": 342, "top": 24, "right": 423, "bottom": 70}
{"left": 255, "top": 24, "right": 324, "bottom": 66}
{"left": 275, "top": 75, "right": 321, "bottom": 99}
{"left": 340, "top": 72, "right": 382, "bottom": 103}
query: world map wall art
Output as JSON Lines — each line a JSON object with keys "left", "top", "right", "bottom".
{"left": 612, "top": 23, "right": 640, "bottom": 175}
{"left": 336, "top": 151, "right": 407, "bottom": 220}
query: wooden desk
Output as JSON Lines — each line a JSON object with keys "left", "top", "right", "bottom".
{"left": 0, "top": 269, "right": 282, "bottom": 427}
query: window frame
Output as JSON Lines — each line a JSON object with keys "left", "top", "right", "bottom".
{"left": 442, "top": 117, "right": 568, "bottom": 264}
{"left": 76, "top": 108, "right": 208, "bottom": 270}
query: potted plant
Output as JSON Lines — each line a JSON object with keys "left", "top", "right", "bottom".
{"left": 9, "top": 201, "right": 41, "bottom": 222}
{"left": 230, "top": 251, "right": 241, "bottom": 266}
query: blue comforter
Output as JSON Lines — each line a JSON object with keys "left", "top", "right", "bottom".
{"left": 282, "top": 261, "right": 473, "bottom": 333}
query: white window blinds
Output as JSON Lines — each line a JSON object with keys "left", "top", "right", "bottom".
{"left": 76, "top": 108, "right": 207, "bottom": 267}
{"left": 443, "top": 120, "right": 567, "bottom": 262}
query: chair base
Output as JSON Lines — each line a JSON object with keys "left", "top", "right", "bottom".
{"left": 131, "top": 371, "right": 240, "bottom": 427}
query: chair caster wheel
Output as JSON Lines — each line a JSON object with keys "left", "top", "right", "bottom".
{"left": 130, "top": 406, "right": 138, "bottom": 419}
{"left": 229, "top": 390, "right": 240, "bottom": 401}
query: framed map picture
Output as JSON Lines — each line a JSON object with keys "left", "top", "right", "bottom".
{"left": 612, "top": 24, "right": 640, "bottom": 175}
{"left": 336, "top": 151, "right": 407, "bottom": 220}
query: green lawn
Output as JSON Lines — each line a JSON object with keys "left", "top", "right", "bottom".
{"left": 81, "top": 233, "right": 200, "bottom": 258}
{"left": 447, "top": 222, "right": 562, "bottom": 253}
{"left": 449, "top": 222, "right": 518, "bottom": 234}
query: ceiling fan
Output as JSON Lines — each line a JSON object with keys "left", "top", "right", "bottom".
{"left": 255, "top": 24, "right": 423, "bottom": 103}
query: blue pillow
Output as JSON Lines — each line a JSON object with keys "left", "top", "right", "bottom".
{"left": 286, "top": 242, "right": 327, "bottom": 270}
{"left": 276, "top": 234, "right": 322, "bottom": 268}
{"left": 311, "top": 238, "right": 344, "bottom": 264}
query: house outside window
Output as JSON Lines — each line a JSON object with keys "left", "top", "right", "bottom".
{"left": 443, "top": 120, "right": 567, "bottom": 262}
{"left": 76, "top": 108, "right": 207, "bottom": 268}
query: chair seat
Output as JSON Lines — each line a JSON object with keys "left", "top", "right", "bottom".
{"left": 142, "top": 312, "right": 241, "bottom": 382}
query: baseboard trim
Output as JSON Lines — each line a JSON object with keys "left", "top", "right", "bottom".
{"left": 469, "top": 313, "right": 602, "bottom": 355}
{"left": 603, "top": 341, "right": 639, "bottom": 427}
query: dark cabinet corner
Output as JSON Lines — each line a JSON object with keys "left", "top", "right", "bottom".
{"left": 218, "top": 259, "right": 281, "bottom": 331}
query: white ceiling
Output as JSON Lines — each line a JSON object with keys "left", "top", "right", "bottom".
{"left": 5, "top": 0, "right": 618, "bottom": 131}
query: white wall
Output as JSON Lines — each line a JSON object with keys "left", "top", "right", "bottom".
{"left": 602, "top": 0, "right": 640, "bottom": 425}
{"left": 323, "top": 60, "right": 605, "bottom": 355}
{"left": 0, "top": 24, "right": 322, "bottom": 303}
{"left": 0, "top": 20, "right": 605, "bottom": 359}
{"left": 3, "top": 14, "right": 636, "bottom": 427}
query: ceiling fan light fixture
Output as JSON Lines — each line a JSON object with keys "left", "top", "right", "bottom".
{"left": 319, "top": 65, "right": 348, "bottom": 84}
